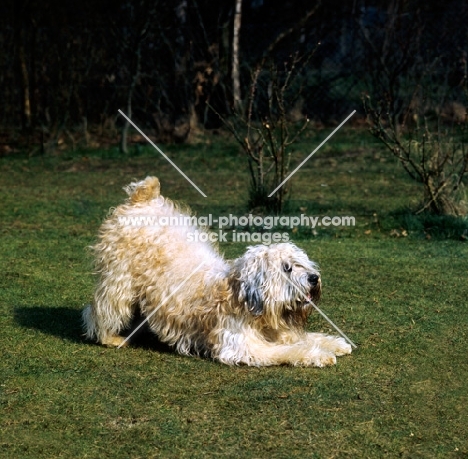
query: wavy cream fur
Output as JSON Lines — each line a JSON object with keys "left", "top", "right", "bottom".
{"left": 83, "top": 177, "right": 352, "bottom": 366}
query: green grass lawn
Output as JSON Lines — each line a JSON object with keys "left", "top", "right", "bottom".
{"left": 1, "top": 129, "right": 467, "bottom": 458}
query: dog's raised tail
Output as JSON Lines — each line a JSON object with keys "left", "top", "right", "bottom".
{"left": 124, "top": 176, "right": 160, "bottom": 204}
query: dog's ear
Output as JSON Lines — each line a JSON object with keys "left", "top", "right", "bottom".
{"left": 241, "top": 282, "right": 264, "bottom": 316}
{"left": 230, "top": 246, "right": 268, "bottom": 316}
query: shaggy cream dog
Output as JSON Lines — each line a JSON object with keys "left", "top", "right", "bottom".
{"left": 83, "top": 177, "right": 352, "bottom": 366}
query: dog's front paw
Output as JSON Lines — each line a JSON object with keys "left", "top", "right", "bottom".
{"left": 306, "top": 333, "right": 353, "bottom": 357}
{"left": 332, "top": 337, "right": 352, "bottom": 356}
{"left": 299, "top": 350, "right": 336, "bottom": 367}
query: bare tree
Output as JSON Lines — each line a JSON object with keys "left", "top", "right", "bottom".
{"left": 217, "top": 54, "right": 311, "bottom": 212}
{"left": 215, "top": 1, "right": 320, "bottom": 212}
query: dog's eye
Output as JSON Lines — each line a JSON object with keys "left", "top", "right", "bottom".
{"left": 282, "top": 262, "right": 292, "bottom": 273}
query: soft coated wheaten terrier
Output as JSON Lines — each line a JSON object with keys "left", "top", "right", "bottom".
{"left": 82, "top": 176, "right": 352, "bottom": 366}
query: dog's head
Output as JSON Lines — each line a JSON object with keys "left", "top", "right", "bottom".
{"left": 229, "top": 242, "right": 321, "bottom": 328}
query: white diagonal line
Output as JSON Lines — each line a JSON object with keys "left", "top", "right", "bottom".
{"left": 268, "top": 110, "right": 356, "bottom": 197}
{"left": 304, "top": 299, "right": 357, "bottom": 349}
{"left": 117, "top": 259, "right": 208, "bottom": 348}
{"left": 278, "top": 270, "right": 357, "bottom": 349}
{"left": 118, "top": 109, "right": 207, "bottom": 197}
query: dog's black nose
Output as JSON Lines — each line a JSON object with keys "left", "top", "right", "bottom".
{"left": 308, "top": 274, "right": 319, "bottom": 285}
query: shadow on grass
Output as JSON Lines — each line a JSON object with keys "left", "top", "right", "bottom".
{"left": 13, "top": 306, "right": 174, "bottom": 353}
{"left": 14, "top": 306, "right": 84, "bottom": 343}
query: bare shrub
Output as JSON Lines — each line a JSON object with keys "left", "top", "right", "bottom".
{"left": 364, "top": 92, "right": 468, "bottom": 216}
{"left": 216, "top": 54, "right": 311, "bottom": 213}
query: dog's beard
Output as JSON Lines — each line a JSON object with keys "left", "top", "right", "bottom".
{"left": 305, "top": 280, "right": 322, "bottom": 304}
{"left": 260, "top": 276, "right": 321, "bottom": 329}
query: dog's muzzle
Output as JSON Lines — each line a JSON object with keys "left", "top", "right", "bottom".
{"left": 307, "top": 273, "right": 322, "bottom": 303}
{"left": 308, "top": 273, "right": 319, "bottom": 286}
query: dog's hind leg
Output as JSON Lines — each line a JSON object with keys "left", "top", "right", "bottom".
{"left": 82, "top": 276, "right": 135, "bottom": 347}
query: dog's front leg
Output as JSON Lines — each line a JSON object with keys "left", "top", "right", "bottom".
{"left": 216, "top": 328, "right": 340, "bottom": 367}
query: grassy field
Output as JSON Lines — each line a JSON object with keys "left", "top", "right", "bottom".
{"left": 1, "top": 128, "right": 467, "bottom": 458}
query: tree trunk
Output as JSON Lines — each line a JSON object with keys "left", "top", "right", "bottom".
{"left": 120, "top": 13, "right": 146, "bottom": 154}
{"left": 232, "top": 0, "right": 242, "bottom": 112}
{"left": 172, "top": 0, "right": 192, "bottom": 142}
{"left": 14, "top": 2, "right": 31, "bottom": 131}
